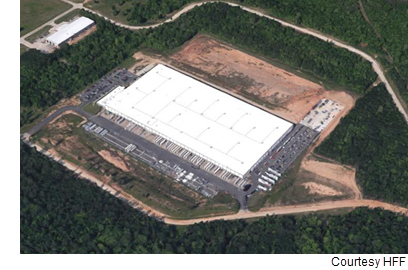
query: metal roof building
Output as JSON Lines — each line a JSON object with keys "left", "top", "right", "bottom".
{"left": 46, "top": 17, "right": 94, "bottom": 46}
{"left": 98, "top": 64, "right": 293, "bottom": 178}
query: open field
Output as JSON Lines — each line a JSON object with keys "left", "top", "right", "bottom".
{"left": 20, "top": 0, "right": 72, "bottom": 36}
{"left": 84, "top": 0, "right": 137, "bottom": 25}
{"left": 54, "top": 8, "right": 80, "bottom": 24}
{"left": 31, "top": 113, "right": 239, "bottom": 218}
{"left": 82, "top": 103, "right": 102, "bottom": 115}
{"left": 25, "top": 25, "right": 53, "bottom": 44}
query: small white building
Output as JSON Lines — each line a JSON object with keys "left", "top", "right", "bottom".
{"left": 46, "top": 17, "right": 95, "bottom": 47}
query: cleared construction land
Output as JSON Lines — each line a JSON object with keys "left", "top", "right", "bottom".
{"left": 168, "top": 35, "right": 355, "bottom": 123}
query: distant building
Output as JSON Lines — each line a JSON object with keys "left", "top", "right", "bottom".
{"left": 46, "top": 17, "right": 95, "bottom": 47}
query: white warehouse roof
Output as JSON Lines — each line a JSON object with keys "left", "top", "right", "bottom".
{"left": 98, "top": 64, "right": 293, "bottom": 177}
{"left": 46, "top": 17, "right": 94, "bottom": 46}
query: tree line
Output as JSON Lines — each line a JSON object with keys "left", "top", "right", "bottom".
{"left": 316, "top": 84, "right": 408, "bottom": 206}
{"left": 144, "top": 3, "right": 377, "bottom": 93}
{"left": 21, "top": 142, "right": 408, "bottom": 253}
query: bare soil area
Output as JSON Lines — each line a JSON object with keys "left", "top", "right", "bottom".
{"left": 302, "top": 182, "right": 342, "bottom": 196}
{"left": 98, "top": 150, "right": 130, "bottom": 172}
{"left": 68, "top": 25, "right": 97, "bottom": 45}
{"left": 46, "top": 96, "right": 81, "bottom": 118}
{"left": 301, "top": 157, "right": 361, "bottom": 199}
{"left": 129, "top": 52, "right": 159, "bottom": 74}
{"left": 49, "top": 110, "right": 86, "bottom": 125}
{"left": 169, "top": 35, "right": 334, "bottom": 122}
{"left": 166, "top": 199, "right": 408, "bottom": 225}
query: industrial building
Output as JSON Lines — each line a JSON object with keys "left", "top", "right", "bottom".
{"left": 98, "top": 64, "right": 293, "bottom": 178}
{"left": 46, "top": 17, "right": 95, "bottom": 47}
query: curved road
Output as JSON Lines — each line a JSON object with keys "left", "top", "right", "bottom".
{"left": 165, "top": 199, "right": 408, "bottom": 225}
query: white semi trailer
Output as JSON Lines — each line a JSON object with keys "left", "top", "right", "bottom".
{"left": 258, "top": 185, "right": 268, "bottom": 191}
{"left": 258, "top": 178, "right": 271, "bottom": 187}
{"left": 268, "top": 168, "right": 282, "bottom": 177}
{"left": 265, "top": 172, "right": 279, "bottom": 180}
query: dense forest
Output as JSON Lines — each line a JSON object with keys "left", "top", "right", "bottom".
{"left": 21, "top": 143, "right": 408, "bottom": 253}
{"left": 362, "top": 0, "right": 408, "bottom": 105}
{"left": 20, "top": 3, "right": 376, "bottom": 122}
{"left": 316, "top": 84, "right": 408, "bottom": 205}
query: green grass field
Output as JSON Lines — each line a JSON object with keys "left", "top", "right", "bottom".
{"left": 54, "top": 8, "right": 80, "bottom": 24}
{"left": 25, "top": 25, "right": 53, "bottom": 44}
{"left": 83, "top": 103, "right": 102, "bottom": 115}
{"left": 20, "top": 0, "right": 72, "bottom": 36}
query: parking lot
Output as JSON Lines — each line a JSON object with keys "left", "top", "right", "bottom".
{"left": 83, "top": 120, "right": 220, "bottom": 198}
{"left": 80, "top": 69, "right": 137, "bottom": 103}
{"left": 300, "top": 99, "right": 343, "bottom": 132}
{"left": 248, "top": 124, "right": 319, "bottom": 191}
{"left": 98, "top": 111, "right": 248, "bottom": 190}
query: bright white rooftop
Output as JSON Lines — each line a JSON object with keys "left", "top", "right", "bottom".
{"left": 98, "top": 64, "right": 293, "bottom": 177}
{"left": 46, "top": 17, "right": 94, "bottom": 46}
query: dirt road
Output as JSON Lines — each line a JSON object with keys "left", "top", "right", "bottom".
{"left": 23, "top": 140, "right": 170, "bottom": 220}
{"left": 166, "top": 199, "right": 408, "bottom": 225}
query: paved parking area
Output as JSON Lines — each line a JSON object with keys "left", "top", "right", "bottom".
{"left": 100, "top": 111, "right": 247, "bottom": 190}
{"left": 248, "top": 124, "right": 319, "bottom": 191}
{"left": 300, "top": 99, "right": 343, "bottom": 132}
{"left": 83, "top": 120, "right": 223, "bottom": 199}
{"left": 80, "top": 69, "right": 137, "bottom": 103}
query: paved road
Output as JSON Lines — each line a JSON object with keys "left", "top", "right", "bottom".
{"left": 26, "top": 105, "right": 90, "bottom": 136}
{"left": 23, "top": 97, "right": 252, "bottom": 208}
{"left": 90, "top": 114, "right": 251, "bottom": 208}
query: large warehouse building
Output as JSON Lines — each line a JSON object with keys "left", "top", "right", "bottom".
{"left": 98, "top": 64, "right": 293, "bottom": 178}
{"left": 46, "top": 17, "right": 95, "bottom": 47}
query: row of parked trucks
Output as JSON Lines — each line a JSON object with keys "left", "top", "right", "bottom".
{"left": 257, "top": 168, "right": 281, "bottom": 191}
